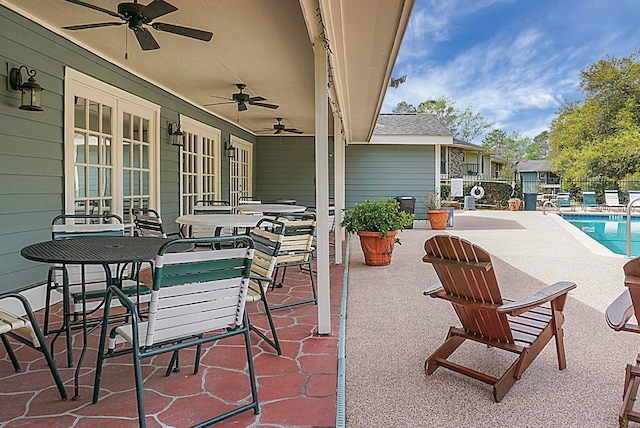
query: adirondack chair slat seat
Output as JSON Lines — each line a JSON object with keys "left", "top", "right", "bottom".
{"left": 606, "top": 257, "right": 640, "bottom": 427}
{"left": 422, "top": 234, "right": 576, "bottom": 402}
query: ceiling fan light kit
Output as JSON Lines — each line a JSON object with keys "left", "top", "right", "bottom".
{"left": 206, "top": 83, "right": 279, "bottom": 112}
{"left": 62, "top": 0, "right": 213, "bottom": 51}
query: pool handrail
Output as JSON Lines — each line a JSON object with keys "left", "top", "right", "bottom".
{"left": 626, "top": 197, "right": 640, "bottom": 257}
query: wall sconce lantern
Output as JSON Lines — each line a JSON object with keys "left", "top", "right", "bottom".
{"left": 168, "top": 122, "right": 185, "bottom": 147}
{"left": 225, "top": 141, "right": 236, "bottom": 159}
{"left": 9, "top": 66, "right": 44, "bottom": 111}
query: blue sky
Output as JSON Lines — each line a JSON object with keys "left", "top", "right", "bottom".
{"left": 382, "top": 0, "right": 640, "bottom": 143}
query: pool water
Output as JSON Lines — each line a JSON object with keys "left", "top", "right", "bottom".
{"left": 563, "top": 214, "right": 640, "bottom": 256}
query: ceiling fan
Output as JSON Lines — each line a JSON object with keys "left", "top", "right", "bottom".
{"left": 205, "top": 84, "right": 279, "bottom": 111}
{"left": 271, "top": 118, "right": 302, "bottom": 134}
{"left": 61, "top": 0, "right": 213, "bottom": 51}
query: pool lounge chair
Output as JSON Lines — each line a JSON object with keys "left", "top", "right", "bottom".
{"left": 605, "top": 190, "right": 625, "bottom": 211}
{"left": 581, "top": 191, "right": 602, "bottom": 211}
{"left": 557, "top": 193, "right": 575, "bottom": 211}
{"left": 629, "top": 191, "right": 640, "bottom": 212}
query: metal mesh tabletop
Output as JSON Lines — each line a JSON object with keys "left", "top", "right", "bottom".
{"left": 21, "top": 236, "right": 178, "bottom": 265}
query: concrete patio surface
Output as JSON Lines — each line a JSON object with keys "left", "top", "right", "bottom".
{"left": 345, "top": 209, "right": 636, "bottom": 427}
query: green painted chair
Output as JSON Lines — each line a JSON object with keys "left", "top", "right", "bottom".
{"left": 93, "top": 236, "right": 259, "bottom": 428}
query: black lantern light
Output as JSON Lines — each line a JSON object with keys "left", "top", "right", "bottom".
{"left": 168, "top": 122, "right": 185, "bottom": 147}
{"left": 225, "top": 141, "right": 236, "bottom": 159}
{"left": 9, "top": 66, "right": 44, "bottom": 111}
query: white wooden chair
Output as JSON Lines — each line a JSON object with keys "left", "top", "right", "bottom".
{"left": 92, "top": 236, "right": 259, "bottom": 428}
{"left": 1, "top": 293, "right": 67, "bottom": 400}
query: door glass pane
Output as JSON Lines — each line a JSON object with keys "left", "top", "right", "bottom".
{"left": 133, "top": 171, "right": 140, "bottom": 195}
{"left": 102, "top": 105, "right": 111, "bottom": 134}
{"left": 89, "top": 100, "right": 99, "bottom": 132}
{"left": 133, "top": 115, "right": 140, "bottom": 141}
{"left": 133, "top": 143, "right": 140, "bottom": 168}
{"left": 123, "top": 113, "right": 130, "bottom": 139}
{"left": 88, "top": 167, "right": 99, "bottom": 196}
{"left": 142, "top": 118, "right": 149, "bottom": 143}
{"left": 74, "top": 97, "right": 86, "bottom": 129}
{"left": 123, "top": 170, "right": 130, "bottom": 196}
{"left": 123, "top": 141, "right": 131, "bottom": 167}
{"left": 103, "top": 169, "right": 111, "bottom": 196}
{"left": 74, "top": 133, "right": 85, "bottom": 163}
{"left": 88, "top": 135, "right": 99, "bottom": 164}
{"left": 142, "top": 145, "right": 149, "bottom": 168}
{"left": 75, "top": 166, "right": 85, "bottom": 197}
{"left": 103, "top": 137, "right": 112, "bottom": 166}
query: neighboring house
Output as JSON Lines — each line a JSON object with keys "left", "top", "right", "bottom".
{"left": 355, "top": 113, "right": 503, "bottom": 218}
{"left": 514, "top": 159, "right": 560, "bottom": 195}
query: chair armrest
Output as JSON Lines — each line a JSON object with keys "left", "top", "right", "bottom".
{"left": 606, "top": 289, "right": 638, "bottom": 331}
{"left": 250, "top": 275, "right": 273, "bottom": 283}
{"left": 497, "top": 281, "right": 576, "bottom": 316}
{"left": 423, "top": 282, "right": 444, "bottom": 297}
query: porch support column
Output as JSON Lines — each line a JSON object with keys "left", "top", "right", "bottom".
{"left": 314, "top": 38, "right": 331, "bottom": 335}
{"left": 333, "top": 110, "right": 344, "bottom": 264}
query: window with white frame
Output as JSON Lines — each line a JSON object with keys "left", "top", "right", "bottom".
{"left": 64, "top": 68, "right": 160, "bottom": 226}
{"left": 178, "top": 115, "right": 221, "bottom": 214}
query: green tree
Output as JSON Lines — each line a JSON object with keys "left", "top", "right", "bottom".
{"left": 549, "top": 50, "right": 640, "bottom": 181}
{"left": 481, "top": 129, "right": 538, "bottom": 161}
{"left": 417, "top": 96, "right": 491, "bottom": 142}
{"left": 533, "top": 131, "right": 550, "bottom": 158}
{"left": 392, "top": 101, "right": 416, "bottom": 113}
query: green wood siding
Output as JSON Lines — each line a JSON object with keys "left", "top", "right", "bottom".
{"left": 345, "top": 144, "right": 436, "bottom": 220}
{"left": 0, "top": 6, "right": 253, "bottom": 293}
{"left": 254, "top": 136, "right": 334, "bottom": 207}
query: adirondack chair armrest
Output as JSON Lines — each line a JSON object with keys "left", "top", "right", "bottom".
{"left": 497, "top": 281, "right": 577, "bottom": 316}
{"left": 605, "top": 289, "right": 639, "bottom": 331}
{"left": 423, "top": 282, "right": 444, "bottom": 296}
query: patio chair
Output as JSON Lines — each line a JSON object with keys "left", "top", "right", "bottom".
{"left": 605, "top": 257, "right": 640, "bottom": 428}
{"left": 193, "top": 199, "right": 233, "bottom": 214}
{"left": 0, "top": 293, "right": 67, "bottom": 400}
{"left": 43, "top": 214, "right": 150, "bottom": 340}
{"left": 422, "top": 234, "right": 577, "bottom": 402}
{"left": 132, "top": 208, "right": 181, "bottom": 238}
{"left": 92, "top": 236, "right": 259, "bottom": 428}
{"left": 581, "top": 191, "right": 602, "bottom": 211}
{"left": 605, "top": 190, "right": 625, "bottom": 211}
{"left": 246, "top": 218, "right": 287, "bottom": 354}
{"left": 271, "top": 213, "right": 317, "bottom": 310}
{"left": 556, "top": 192, "right": 575, "bottom": 211}
{"left": 237, "top": 196, "right": 263, "bottom": 215}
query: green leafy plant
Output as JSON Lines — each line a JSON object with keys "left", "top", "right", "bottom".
{"left": 341, "top": 197, "right": 414, "bottom": 242}
{"left": 422, "top": 191, "right": 442, "bottom": 210}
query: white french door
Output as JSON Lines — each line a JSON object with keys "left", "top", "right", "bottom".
{"left": 229, "top": 136, "right": 253, "bottom": 207}
{"left": 64, "top": 68, "right": 160, "bottom": 227}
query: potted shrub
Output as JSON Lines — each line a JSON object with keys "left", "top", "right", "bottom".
{"left": 508, "top": 198, "right": 522, "bottom": 211}
{"left": 341, "top": 197, "right": 414, "bottom": 266}
{"left": 423, "top": 191, "right": 449, "bottom": 230}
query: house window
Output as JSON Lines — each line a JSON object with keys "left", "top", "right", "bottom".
{"left": 64, "top": 68, "right": 160, "bottom": 226}
{"left": 179, "top": 115, "right": 221, "bottom": 215}
{"left": 440, "top": 147, "right": 448, "bottom": 174}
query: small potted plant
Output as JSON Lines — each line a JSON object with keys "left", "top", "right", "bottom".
{"left": 508, "top": 197, "right": 522, "bottom": 211}
{"left": 341, "top": 197, "right": 414, "bottom": 266}
{"left": 422, "top": 191, "right": 449, "bottom": 230}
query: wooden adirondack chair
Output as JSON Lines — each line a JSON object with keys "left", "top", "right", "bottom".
{"left": 422, "top": 234, "right": 577, "bottom": 402}
{"left": 606, "top": 257, "right": 640, "bottom": 428}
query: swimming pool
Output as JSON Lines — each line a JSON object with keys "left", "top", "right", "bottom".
{"left": 562, "top": 213, "right": 640, "bottom": 256}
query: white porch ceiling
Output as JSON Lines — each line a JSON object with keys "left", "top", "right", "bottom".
{"left": 2, "top": 0, "right": 413, "bottom": 142}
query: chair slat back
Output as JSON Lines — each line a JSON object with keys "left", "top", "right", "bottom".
{"left": 132, "top": 208, "right": 166, "bottom": 238}
{"left": 583, "top": 191, "right": 597, "bottom": 205}
{"left": 605, "top": 190, "right": 621, "bottom": 206}
{"left": 51, "top": 214, "right": 126, "bottom": 284}
{"left": 277, "top": 218, "right": 316, "bottom": 263}
{"left": 147, "top": 238, "right": 254, "bottom": 347}
{"left": 629, "top": 191, "right": 640, "bottom": 207}
{"left": 249, "top": 219, "right": 286, "bottom": 293}
{"left": 623, "top": 258, "right": 640, "bottom": 323}
{"left": 423, "top": 234, "right": 513, "bottom": 343}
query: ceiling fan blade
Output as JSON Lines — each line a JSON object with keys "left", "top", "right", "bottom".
{"left": 152, "top": 23, "right": 213, "bottom": 42}
{"left": 274, "top": 129, "right": 283, "bottom": 135}
{"left": 203, "top": 101, "right": 235, "bottom": 106}
{"left": 248, "top": 96, "right": 266, "bottom": 103}
{"left": 285, "top": 129, "right": 303, "bottom": 134}
{"left": 251, "top": 102, "right": 279, "bottom": 109}
{"left": 65, "top": 0, "right": 123, "bottom": 19}
{"left": 62, "top": 22, "right": 124, "bottom": 31}
{"left": 133, "top": 27, "right": 161, "bottom": 51}
{"left": 142, "top": 0, "right": 178, "bottom": 21}
{"left": 238, "top": 102, "right": 248, "bottom": 112}
{"left": 209, "top": 95, "right": 233, "bottom": 101}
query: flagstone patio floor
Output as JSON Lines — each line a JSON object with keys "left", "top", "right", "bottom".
{"left": 0, "top": 257, "right": 344, "bottom": 427}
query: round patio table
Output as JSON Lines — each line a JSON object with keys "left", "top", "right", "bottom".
{"left": 21, "top": 236, "right": 180, "bottom": 400}
{"left": 235, "top": 203, "right": 306, "bottom": 215}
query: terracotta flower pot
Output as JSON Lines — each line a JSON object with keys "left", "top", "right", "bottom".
{"left": 357, "top": 230, "right": 397, "bottom": 266}
{"left": 508, "top": 200, "right": 521, "bottom": 211}
{"left": 427, "top": 210, "right": 449, "bottom": 230}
